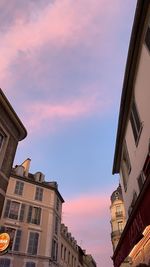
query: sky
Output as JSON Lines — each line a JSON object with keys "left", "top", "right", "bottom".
{"left": 0, "top": 0, "right": 137, "bottom": 266}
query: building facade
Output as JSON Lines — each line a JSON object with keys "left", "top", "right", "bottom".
{"left": 112, "top": 0, "right": 150, "bottom": 266}
{"left": 0, "top": 89, "right": 27, "bottom": 216}
{"left": 0, "top": 159, "right": 64, "bottom": 267}
{"left": 60, "top": 224, "right": 97, "bottom": 267}
{"left": 110, "top": 185, "right": 126, "bottom": 252}
{"left": 0, "top": 160, "right": 96, "bottom": 267}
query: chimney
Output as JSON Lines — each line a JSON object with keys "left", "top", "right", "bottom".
{"left": 21, "top": 158, "right": 31, "bottom": 177}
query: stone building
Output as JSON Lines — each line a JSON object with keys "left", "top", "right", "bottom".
{"left": 112, "top": 0, "right": 150, "bottom": 266}
{"left": 0, "top": 89, "right": 27, "bottom": 216}
{"left": 0, "top": 160, "right": 96, "bottom": 267}
{"left": 110, "top": 185, "right": 126, "bottom": 252}
{"left": 0, "top": 159, "right": 64, "bottom": 267}
{"left": 60, "top": 224, "right": 97, "bottom": 267}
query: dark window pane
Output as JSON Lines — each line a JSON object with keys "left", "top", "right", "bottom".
{"left": 14, "top": 230, "right": 22, "bottom": 251}
{"left": 130, "top": 110, "right": 138, "bottom": 142}
{"left": 27, "top": 232, "right": 39, "bottom": 255}
{"left": 19, "top": 204, "right": 26, "bottom": 221}
{"left": 145, "top": 26, "right": 150, "bottom": 52}
{"left": 35, "top": 187, "right": 43, "bottom": 201}
{"left": 0, "top": 133, "right": 4, "bottom": 150}
{"left": 0, "top": 258, "right": 10, "bottom": 267}
{"left": 130, "top": 100, "right": 142, "bottom": 144}
{"left": 26, "top": 263, "right": 36, "bottom": 267}
{"left": 4, "top": 200, "right": 11, "bottom": 218}
{"left": 14, "top": 181, "right": 24, "bottom": 195}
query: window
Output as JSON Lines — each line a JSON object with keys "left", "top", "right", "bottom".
{"left": 55, "top": 216, "right": 59, "bottom": 235}
{"left": 4, "top": 200, "right": 19, "bottom": 220}
{"left": 130, "top": 100, "right": 142, "bottom": 144}
{"left": 68, "top": 251, "right": 70, "bottom": 264}
{"left": 0, "top": 258, "right": 10, "bottom": 267}
{"left": 4, "top": 200, "right": 26, "bottom": 221}
{"left": 14, "top": 181, "right": 24, "bottom": 195}
{"left": 0, "top": 133, "right": 4, "bottom": 150}
{"left": 13, "top": 229, "right": 22, "bottom": 251}
{"left": 35, "top": 187, "right": 43, "bottom": 201}
{"left": 118, "top": 221, "right": 124, "bottom": 232}
{"left": 145, "top": 26, "right": 150, "bottom": 52}
{"left": 26, "top": 262, "right": 36, "bottom": 267}
{"left": 27, "top": 232, "right": 39, "bottom": 255}
{"left": 27, "top": 206, "right": 41, "bottom": 225}
{"left": 64, "top": 247, "right": 66, "bottom": 261}
{"left": 116, "top": 206, "right": 123, "bottom": 218}
{"left": 143, "top": 153, "right": 150, "bottom": 178}
{"left": 121, "top": 141, "right": 131, "bottom": 191}
{"left": 72, "top": 255, "right": 74, "bottom": 267}
{"left": 51, "top": 239, "right": 58, "bottom": 261}
{"left": 137, "top": 171, "right": 145, "bottom": 191}
{"left": 61, "top": 244, "right": 63, "bottom": 259}
{"left": 56, "top": 197, "right": 59, "bottom": 211}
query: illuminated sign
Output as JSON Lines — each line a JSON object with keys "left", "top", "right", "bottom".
{"left": 0, "top": 233, "right": 10, "bottom": 253}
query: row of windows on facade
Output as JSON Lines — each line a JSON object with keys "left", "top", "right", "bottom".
{"left": 121, "top": 96, "right": 150, "bottom": 215}
{"left": 11, "top": 180, "right": 60, "bottom": 212}
{"left": 121, "top": 98, "right": 149, "bottom": 184}
{"left": 4, "top": 199, "right": 59, "bottom": 235}
{"left": 15, "top": 181, "right": 43, "bottom": 201}
{"left": 61, "top": 244, "right": 77, "bottom": 267}
{"left": 0, "top": 228, "right": 57, "bottom": 263}
{"left": 0, "top": 259, "right": 36, "bottom": 267}
{"left": 121, "top": 23, "right": 150, "bottom": 189}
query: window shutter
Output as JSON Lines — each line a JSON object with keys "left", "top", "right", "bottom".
{"left": 14, "top": 230, "right": 22, "bottom": 251}
{"left": 27, "top": 206, "right": 32, "bottom": 223}
{"left": 37, "top": 208, "right": 41, "bottom": 225}
{"left": 33, "top": 233, "right": 39, "bottom": 255}
{"left": 4, "top": 199, "right": 11, "bottom": 218}
{"left": 19, "top": 204, "right": 26, "bottom": 221}
{"left": 0, "top": 258, "right": 10, "bottom": 266}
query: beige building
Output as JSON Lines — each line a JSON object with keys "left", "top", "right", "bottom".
{"left": 60, "top": 224, "right": 97, "bottom": 267}
{"left": 60, "top": 224, "right": 78, "bottom": 267}
{"left": 110, "top": 185, "right": 126, "bottom": 252}
{"left": 112, "top": 0, "right": 150, "bottom": 266}
{"left": 0, "top": 159, "right": 64, "bottom": 267}
{"left": 0, "top": 89, "right": 27, "bottom": 216}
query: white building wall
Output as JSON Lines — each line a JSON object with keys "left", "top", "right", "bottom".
{"left": 120, "top": 43, "right": 150, "bottom": 215}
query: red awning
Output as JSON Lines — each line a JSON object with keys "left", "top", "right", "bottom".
{"left": 112, "top": 174, "right": 150, "bottom": 267}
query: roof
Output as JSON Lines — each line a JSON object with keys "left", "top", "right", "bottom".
{"left": 0, "top": 88, "right": 27, "bottom": 141}
{"left": 112, "top": 0, "right": 150, "bottom": 174}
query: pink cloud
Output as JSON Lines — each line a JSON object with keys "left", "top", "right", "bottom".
{"left": 62, "top": 193, "right": 113, "bottom": 267}
{"left": 21, "top": 85, "right": 112, "bottom": 135}
{"left": 0, "top": 0, "right": 127, "bottom": 89}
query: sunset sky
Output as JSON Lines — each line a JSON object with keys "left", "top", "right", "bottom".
{"left": 0, "top": 1, "right": 137, "bottom": 266}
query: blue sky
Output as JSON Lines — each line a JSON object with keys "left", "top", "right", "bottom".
{"left": 0, "top": 1, "right": 137, "bottom": 266}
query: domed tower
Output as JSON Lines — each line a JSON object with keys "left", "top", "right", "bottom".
{"left": 110, "top": 185, "right": 126, "bottom": 252}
